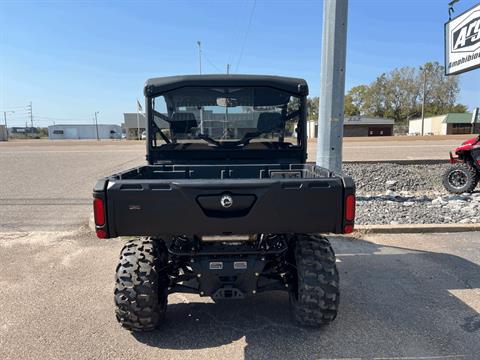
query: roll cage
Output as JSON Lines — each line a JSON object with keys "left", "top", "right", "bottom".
{"left": 144, "top": 75, "right": 309, "bottom": 165}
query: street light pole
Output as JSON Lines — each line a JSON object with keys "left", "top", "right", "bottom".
{"left": 94, "top": 111, "right": 100, "bottom": 141}
{"left": 197, "top": 41, "right": 202, "bottom": 74}
{"left": 420, "top": 66, "right": 427, "bottom": 136}
{"left": 316, "top": 0, "right": 349, "bottom": 174}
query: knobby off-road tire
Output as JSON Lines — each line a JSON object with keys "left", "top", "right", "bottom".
{"left": 114, "top": 238, "right": 169, "bottom": 331}
{"left": 290, "top": 234, "right": 339, "bottom": 327}
{"left": 442, "top": 163, "right": 478, "bottom": 194}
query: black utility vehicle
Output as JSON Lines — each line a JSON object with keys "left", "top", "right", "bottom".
{"left": 93, "top": 75, "right": 355, "bottom": 331}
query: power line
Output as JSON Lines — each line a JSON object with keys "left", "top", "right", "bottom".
{"left": 204, "top": 52, "right": 223, "bottom": 73}
{"left": 196, "top": 41, "right": 223, "bottom": 74}
{"left": 0, "top": 105, "right": 30, "bottom": 111}
{"left": 234, "top": 0, "right": 257, "bottom": 73}
{"left": 34, "top": 115, "right": 93, "bottom": 121}
{"left": 226, "top": 0, "right": 249, "bottom": 67}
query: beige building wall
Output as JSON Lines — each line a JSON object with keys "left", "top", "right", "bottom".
{"left": 429, "top": 115, "right": 446, "bottom": 135}
{"left": 409, "top": 115, "right": 447, "bottom": 135}
{"left": 441, "top": 122, "right": 448, "bottom": 135}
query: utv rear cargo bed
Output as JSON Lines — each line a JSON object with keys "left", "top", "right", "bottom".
{"left": 94, "top": 164, "right": 354, "bottom": 237}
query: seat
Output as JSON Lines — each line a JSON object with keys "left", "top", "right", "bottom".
{"left": 170, "top": 112, "right": 198, "bottom": 136}
{"left": 257, "top": 112, "right": 283, "bottom": 133}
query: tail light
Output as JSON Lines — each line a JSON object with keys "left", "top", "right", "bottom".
{"left": 343, "top": 224, "right": 354, "bottom": 234}
{"left": 344, "top": 194, "right": 355, "bottom": 234}
{"left": 93, "top": 198, "right": 105, "bottom": 226}
{"left": 345, "top": 194, "right": 355, "bottom": 221}
{"left": 96, "top": 229, "right": 107, "bottom": 239}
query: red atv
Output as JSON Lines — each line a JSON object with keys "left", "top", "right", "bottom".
{"left": 443, "top": 135, "right": 480, "bottom": 194}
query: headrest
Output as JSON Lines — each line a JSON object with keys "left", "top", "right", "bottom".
{"left": 171, "top": 112, "right": 198, "bottom": 134}
{"left": 257, "top": 112, "right": 283, "bottom": 133}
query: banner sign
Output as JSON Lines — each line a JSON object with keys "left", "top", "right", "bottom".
{"left": 445, "top": 3, "right": 480, "bottom": 75}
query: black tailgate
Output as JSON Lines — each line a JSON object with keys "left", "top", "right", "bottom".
{"left": 104, "top": 177, "right": 347, "bottom": 237}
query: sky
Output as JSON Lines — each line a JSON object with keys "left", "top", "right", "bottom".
{"left": 1, "top": 0, "right": 479, "bottom": 127}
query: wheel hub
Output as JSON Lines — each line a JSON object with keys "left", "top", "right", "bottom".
{"left": 448, "top": 169, "right": 468, "bottom": 189}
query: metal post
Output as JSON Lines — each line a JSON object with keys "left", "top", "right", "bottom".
{"left": 421, "top": 66, "right": 427, "bottom": 136}
{"left": 3, "top": 112, "right": 8, "bottom": 140}
{"left": 197, "top": 41, "right": 202, "bottom": 74}
{"left": 199, "top": 107, "right": 204, "bottom": 134}
{"left": 316, "top": 0, "right": 349, "bottom": 174}
{"left": 471, "top": 107, "right": 479, "bottom": 134}
{"left": 136, "top": 110, "right": 141, "bottom": 140}
{"left": 94, "top": 111, "right": 100, "bottom": 141}
{"left": 30, "top": 101, "right": 33, "bottom": 128}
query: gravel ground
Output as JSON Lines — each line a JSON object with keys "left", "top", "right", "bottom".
{"left": 344, "top": 163, "right": 480, "bottom": 225}
{"left": 343, "top": 162, "right": 450, "bottom": 194}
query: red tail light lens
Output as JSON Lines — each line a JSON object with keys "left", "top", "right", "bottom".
{"left": 93, "top": 198, "right": 105, "bottom": 226}
{"left": 345, "top": 194, "right": 355, "bottom": 221}
{"left": 96, "top": 229, "right": 107, "bottom": 239}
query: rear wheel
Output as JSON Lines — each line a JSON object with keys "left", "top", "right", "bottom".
{"left": 114, "top": 238, "right": 169, "bottom": 331}
{"left": 442, "top": 163, "right": 478, "bottom": 194}
{"left": 290, "top": 234, "right": 339, "bottom": 327}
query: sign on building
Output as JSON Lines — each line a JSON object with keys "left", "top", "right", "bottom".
{"left": 445, "top": 3, "right": 480, "bottom": 75}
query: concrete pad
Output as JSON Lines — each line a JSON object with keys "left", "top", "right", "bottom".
{"left": 0, "top": 230, "right": 479, "bottom": 359}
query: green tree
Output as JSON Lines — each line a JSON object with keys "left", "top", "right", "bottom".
{"left": 307, "top": 97, "right": 319, "bottom": 120}
{"left": 343, "top": 61, "right": 467, "bottom": 123}
{"left": 344, "top": 85, "right": 369, "bottom": 116}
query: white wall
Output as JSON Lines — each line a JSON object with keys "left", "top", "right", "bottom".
{"left": 307, "top": 120, "right": 316, "bottom": 139}
{"left": 409, "top": 115, "right": 448, "bottom": 135}
{"left": 408, "top": 119, "right": 423, "bottom": 134}
{"left": 48, "top": 125, "right": 122, "bottom": 139}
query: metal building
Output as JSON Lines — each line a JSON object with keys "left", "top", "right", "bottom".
{"left": 123, "top": 113, "right": 146, "bottom": 140}
{"left": 47, "top": 124, "right": 121, "bottom": 140}
{"left": 307, "top": 116, "right": 394, "bottom": 138}
{"left": 408, "top": 113, "right": 478, "bottom": 136}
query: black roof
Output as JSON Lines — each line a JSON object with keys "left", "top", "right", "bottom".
{"left": 144, "top": 74, "right": 308, "bottom": 97}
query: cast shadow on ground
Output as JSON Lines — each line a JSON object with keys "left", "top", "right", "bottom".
{"left": 132, "top": 236, "right": 480, "bottom": 359}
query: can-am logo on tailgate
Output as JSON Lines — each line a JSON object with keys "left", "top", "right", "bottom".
{"left": 220, "top": 194, "right": 233, "bottom": 208}
{"left": 452, "top": 11, "right": 480, "bottom": 53}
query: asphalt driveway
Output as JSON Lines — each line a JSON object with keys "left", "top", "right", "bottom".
{"left": 0, "top": 229, "right": 478, "bottom": 359}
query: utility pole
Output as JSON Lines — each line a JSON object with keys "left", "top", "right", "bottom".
{"left": 226, "top": 63, "right": 230, "bottom": 74}
{"left": 3, "top": 110, "right": 14, "bottom": 140}
{"left": 316, "top": 0, "right": 349, "bottom": 174}
{"left": 94, "top": 111, "right": 100, "bottom": 141}
{"left": 420, "top": 66, "right": 428, "bottom": 136}
{"left": 27, "top": 102, "right": 33, "bottom": 128}
{"left": 197, "top": 41, "right": 202, "bottom": 74}
{"left": 30, "top": 102, "right": 33, "bottom": 128}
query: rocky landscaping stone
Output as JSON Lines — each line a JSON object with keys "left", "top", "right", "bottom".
{"left": 345, "top": 163, "right": 480, "bottom": 225}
